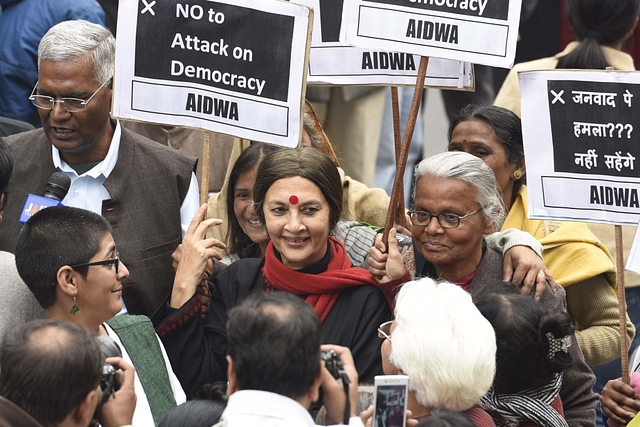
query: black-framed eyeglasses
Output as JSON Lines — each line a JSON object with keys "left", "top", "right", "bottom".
{"left": 69, "top": 251, "right": 119, "bottom": 274}
{"left": 407, "top": 207, "right": 483, "bottom": 229}
{"left": 378, "top": 320, "right": 393, "bottom": 342}
{"left": 29, "top": 78, "right": 111, "bottom": 113}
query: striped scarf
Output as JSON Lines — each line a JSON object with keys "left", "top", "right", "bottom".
{"left": 480, "top": 373, "right": 567, "bottom": 427}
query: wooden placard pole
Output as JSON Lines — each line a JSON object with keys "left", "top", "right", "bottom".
{"left": 382, "top": 56, "right": 429, "bottom": 248}
{"left": 601, "top": 66, "right": 631, "bottom": 384}
{"left": 390, "top": 87, "right": 407, "bottom": 229}
{"left": 200, "top": 131, "right": 212, "bottom": 205}
{"left": 615, "top": 224, "right": 630, "bottom": 384}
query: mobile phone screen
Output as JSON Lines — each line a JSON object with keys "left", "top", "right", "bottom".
{"left": 374, "top": 384, "right": 407, "bottom": 427}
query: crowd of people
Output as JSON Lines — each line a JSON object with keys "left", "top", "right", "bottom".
{"left": 1, "top": 0, "right": 640, "bottom": 426}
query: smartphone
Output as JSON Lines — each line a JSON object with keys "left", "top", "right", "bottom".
{"left": 372, "top": 375, "right": 409, "bottom": 427}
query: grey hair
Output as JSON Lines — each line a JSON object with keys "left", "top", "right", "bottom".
{"left": 412, "top": 151, "right": 506, "bottom": 232}
{"left": 390, "top": 278, "right": 496, "bottom": 411}
{"left": 38, "top": 20, "right": 115, "bottom": 84}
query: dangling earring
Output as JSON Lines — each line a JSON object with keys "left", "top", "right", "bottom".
{"left": 513, "top": 170, "right": 522, "bottom": 180}
{"left": 265, "top": 229, "right": 269, "bottom": 237}
{"left": 70, "top": 295, "right": 80, "bottom": 315}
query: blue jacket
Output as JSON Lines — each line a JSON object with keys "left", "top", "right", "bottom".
{"left": 0, "top": 0, "right": 105, "bottom": 122}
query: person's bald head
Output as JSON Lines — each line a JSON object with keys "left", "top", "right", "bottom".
{"left": 0, "top": 319, "right": 102, "bottom": 426}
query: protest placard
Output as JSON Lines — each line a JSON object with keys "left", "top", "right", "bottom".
{"left": 299, "top": 0, "right": 471, "bottom": 87}
{"left": 519, "top": 70, "right": 640, "bottom": 226}
{"left": 521, "top": 71, "right": 640, "bottom": 380}
{"left": 341, "top": 0, "right": 521, "bottom": 68}
{"left": 112, "top": 0, "right": 312, "bottom": 147}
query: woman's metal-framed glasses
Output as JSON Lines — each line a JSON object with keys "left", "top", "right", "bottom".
{"left": 69, "top": 251, "right": 120, "bottom": 274}
{"left": 378, "top": 320, "right": 393, "bottom": 343}
{"left": 407, "top": 207, "right": 483, "bottom": 229}
{"left": 29, "top": 79, "right": 111, "bottom": 113}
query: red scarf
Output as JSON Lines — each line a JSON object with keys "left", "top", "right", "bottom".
{"left": 263, "top": 237, "right": 379, "bottom": 322}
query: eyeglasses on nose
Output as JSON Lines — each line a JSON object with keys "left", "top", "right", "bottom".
{"left": 69, "top": 250, "right": 120, "bottom": 274}
{"left": 29, "top": 78, "right": 111, "bottom": 113}
{"left": 407, "top": 207, "right": 483, "bottom": 229}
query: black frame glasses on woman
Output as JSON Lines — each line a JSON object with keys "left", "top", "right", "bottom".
{"left": 378, "top": 320, "right": 393, "bottom": 342}
{"left": 29, "top": 78, "right": 111, "bottom": 113}
{"left": 407, "top": 207, "right": 483, "bottom": 229}
{"left": 69, "top": 251, "right": 120, "bottom": 274}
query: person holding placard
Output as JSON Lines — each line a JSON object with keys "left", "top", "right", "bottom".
{"left": 219, "top": 142, "right": 278, "bottom": 264}
{"left": 446, "top": 105, "right": 634, "bottom": 367}
{"left": 155, "top": 148, "right": 397, "bottom": 398}
{"left": 368, "top": 151, "right": 599, "bottom": 427}
{"left": 494, "top": 0, "right": 639, "bottom": 118}
{"left": 600, "top": 354, "right": 640, "bottom": 426}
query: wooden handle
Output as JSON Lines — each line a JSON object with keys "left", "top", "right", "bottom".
{"left": 200, "top": 131, "right": 212, "bottom": 205}
{"left": 615, "top": 224, "right": 630, "bottom": 384}
{"left": 382, "top": 57, "right": 429, "bottom": 248}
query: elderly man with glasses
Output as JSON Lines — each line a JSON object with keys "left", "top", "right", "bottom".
{"left": 0, "top": 20, "right": 200, "bottom": 318}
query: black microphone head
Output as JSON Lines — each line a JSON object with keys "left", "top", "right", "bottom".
{"left": 44, "top": 172, "right": 71, "bottom": 202}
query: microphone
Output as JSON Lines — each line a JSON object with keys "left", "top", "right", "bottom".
{"left": 44, "top": 172, "right": 72, "bottom": 201}
{"left": 19, "top": 172, "right": 72, "bottom": 223}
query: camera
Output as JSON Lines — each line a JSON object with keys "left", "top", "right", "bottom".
{"left": 319, "top": 350, "right": 351, "bottom": 424}
{"left": 312, "top": 350, "right": 348, "bottom": 410}
{"left": 96, "top": 335, "right": 122, "bottom": 403}
{"left": 320, "top": 349, "right": 345, "bottom": 380}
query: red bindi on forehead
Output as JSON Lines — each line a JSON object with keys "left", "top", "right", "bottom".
{"left": 289, "top": 195, "right": 299, "bottom": 205}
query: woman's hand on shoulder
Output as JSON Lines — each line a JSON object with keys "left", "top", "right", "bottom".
{"left": 368, "top": 228, "right": 405, "bottom": 283}
{"left": 171, "top": 204, "right": 226, "bottom": 309}
{"left": 502, "top": 245, "right": 557, "bottom": 300}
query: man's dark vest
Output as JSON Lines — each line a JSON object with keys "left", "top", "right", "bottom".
{"left": 1, "top": 127, "right": 196, "bottom": 316}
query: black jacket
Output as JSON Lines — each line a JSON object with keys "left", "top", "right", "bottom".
{"left": 153, "top": 256, "right": 391, "bottom": 398}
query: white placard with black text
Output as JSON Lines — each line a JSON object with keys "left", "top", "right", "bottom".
{"left": 113, "top": 0, "right": 312, "bottom": 147}
{"left": 341, "top": 0, "right": 521, "bottom": 69}
{"left": 299, "top": 0, "right": 472, "bottom": 87}
{"left": 520, "top": 70, "right": 640, "bottom": 227}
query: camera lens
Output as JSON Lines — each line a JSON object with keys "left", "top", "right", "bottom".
{"left": 97, "top": 334, "right": 122, "bottom": 359}
{"left": 95, "top": 335, "right": 122, "bottom": 403}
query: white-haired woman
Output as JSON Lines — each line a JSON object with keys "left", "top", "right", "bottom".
{"left": 380, "top": 277, "right": 496, "bottom": 426}
{"left": 369, "top": 151, "right": 599, "bottom": 426}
